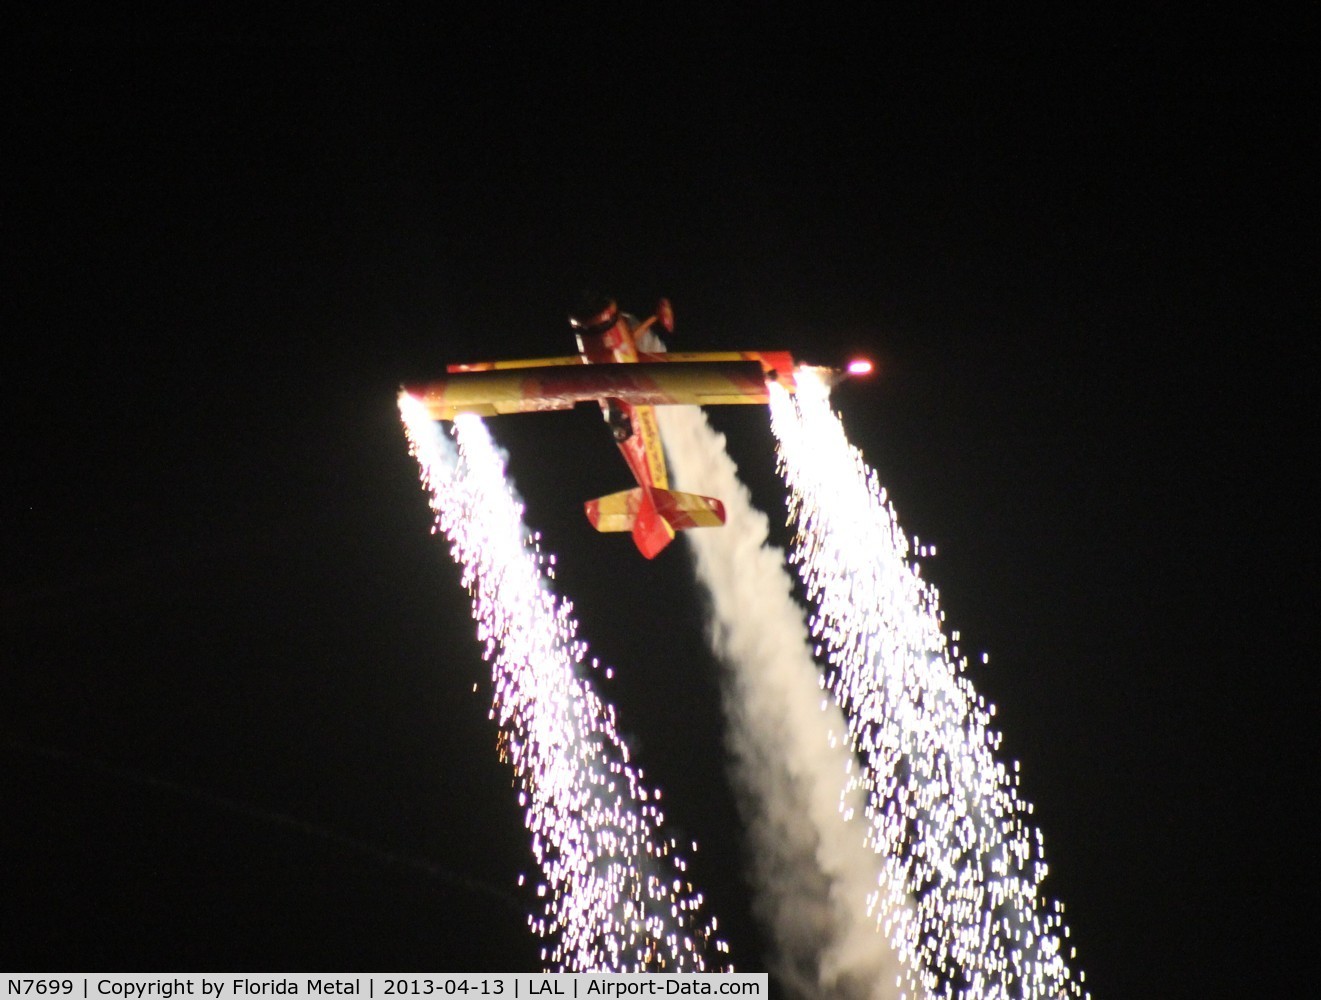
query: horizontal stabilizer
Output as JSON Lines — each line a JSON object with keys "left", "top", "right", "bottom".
{"left": 584, "top": 487, "right": 648, "bottom": 533}
{"left": 584, "top": 487, "right": 727, "bottom": 559}
{"left": 652, "top": 487, "right": 727, "bottom": 530}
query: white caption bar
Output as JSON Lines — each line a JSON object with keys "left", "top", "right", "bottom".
{"left": 4, "top": 977, "right": 767, "bottom": 1000}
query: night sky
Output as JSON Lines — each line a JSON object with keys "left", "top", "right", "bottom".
{"left": 6, "top": 28, "right": 1310, "bottom": 998}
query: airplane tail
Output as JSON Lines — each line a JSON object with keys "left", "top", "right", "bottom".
{"left": 583, "top": 487, "right": 726, "bottom": 559}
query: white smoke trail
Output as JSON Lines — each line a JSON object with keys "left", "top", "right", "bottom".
{"left": 400, "top": 395, "right": 728, "bottom": 972}
{"left": 656, "top": 405, "right": 910, "bottom": 1000}
{"left": 769, "top": 374, "right": 1088, "bottom": 999}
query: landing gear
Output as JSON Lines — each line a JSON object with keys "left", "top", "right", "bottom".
{"left": 606, "top": 401, "right": 633, "bottom": 442}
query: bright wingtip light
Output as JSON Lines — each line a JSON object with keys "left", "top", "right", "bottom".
{"left": 846, "top": 358, "right": 875, "bottom": 376}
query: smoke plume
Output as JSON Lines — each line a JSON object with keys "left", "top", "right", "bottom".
{"left": 657, "top": 405, "right": 905, "bottom": 1000}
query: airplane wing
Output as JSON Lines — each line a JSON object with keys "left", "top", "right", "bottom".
{"left": 404, "top": 353, "right": 802, "bottom": 420}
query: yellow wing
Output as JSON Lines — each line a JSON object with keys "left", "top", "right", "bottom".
{"left": 404, "top": 358, "right": 797, "bottom": 421}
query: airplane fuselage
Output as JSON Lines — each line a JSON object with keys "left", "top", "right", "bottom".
{"left": 575, "top": 314, "right": 670, "bottom": 495}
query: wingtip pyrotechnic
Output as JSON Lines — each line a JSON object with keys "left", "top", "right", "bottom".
{"left": 399, "top": 393, "right": 729, "bottom": 973}
{"left": 769, "top": 370, "right": 1089, "bottom": 998}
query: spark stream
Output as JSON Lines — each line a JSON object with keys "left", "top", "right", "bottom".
{"left": 769, "top": 373, "right": 1088, "bottom": 999}
{"left": 400, "top": 396, "right": 727, "bottom": 972}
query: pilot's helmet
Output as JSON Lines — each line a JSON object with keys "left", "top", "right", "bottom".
{"left": 568, "top": 295, "right": 619, "bottom": 335}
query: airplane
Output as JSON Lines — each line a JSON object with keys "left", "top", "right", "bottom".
{"left": 401, "top": 297, "right": 872, "bottom": 559}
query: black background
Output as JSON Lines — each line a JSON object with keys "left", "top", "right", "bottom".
{"left": 5, "top": 21, "right": 1312, "bottom": 998}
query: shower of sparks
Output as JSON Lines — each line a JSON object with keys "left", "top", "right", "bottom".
{"left": 769, "top": 373, "right": 1088, "bottom": 999}
{"left": 399, "top": 393, "right": 727, "bottom": 972}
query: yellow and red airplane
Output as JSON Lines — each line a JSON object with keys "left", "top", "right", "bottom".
{"left": 402, "top": 297, "right": 871, "bottom": 559}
